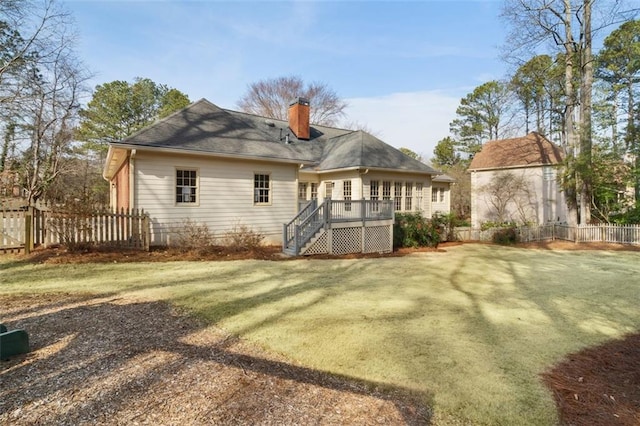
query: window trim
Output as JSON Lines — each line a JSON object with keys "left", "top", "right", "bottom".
{"left": 175, "top": 168, "right": 199, "bottom": 207}
{"left": 253, "top": 172, "right": 272, "bottom": 206}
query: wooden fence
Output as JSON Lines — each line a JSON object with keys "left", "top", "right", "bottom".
{"left": 1, "top": 206, "right": 150, "bottom": 253}
{"left": 454, "top": 223, "right": 640, "bottom": 245}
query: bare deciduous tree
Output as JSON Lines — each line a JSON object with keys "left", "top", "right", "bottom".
{"left": 1, "top": 0, "right": 92, "bottom": 204}
{"left": 237, "top": 76, "right": 347, "bottom": 126}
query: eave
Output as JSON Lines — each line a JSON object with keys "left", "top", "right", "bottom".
{"left": 103, "top": 143, "right": 314, "bottom": 180}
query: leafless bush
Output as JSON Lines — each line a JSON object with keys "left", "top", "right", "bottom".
{"left": 222, "top": 222, "right": 264, "bottom": 251}
{"left": 173, "top": 219, "right": 216, "bottom": 253}
{"left": 47, "top": 202, "right": 95, "bottom": 252}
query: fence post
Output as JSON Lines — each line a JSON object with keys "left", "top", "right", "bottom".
{"left": 24, "top": 207, "right": 34, "bottom": 254}
{"left": 142, "top": 212, "right": 150, "bottom": 251}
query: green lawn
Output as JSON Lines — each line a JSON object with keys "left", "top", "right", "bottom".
{"left": 2, "top": 244, "right": 639, "bottom": 425}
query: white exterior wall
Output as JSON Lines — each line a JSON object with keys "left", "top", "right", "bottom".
{"left": 431, "top": 183, "right": 451, "bottom": 215}
{"left": 470, "top": 166, "right": 568, "bottom": 228}
{"left": 133, "top": 151, "right": 298, "bottom": 245}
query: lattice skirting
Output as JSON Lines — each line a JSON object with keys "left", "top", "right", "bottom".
{"left": 303, "top": 231, "right": 329, "bottom": 255}
{"left": 332, "top": 227, "right": 362, "bottom": 255}
{"left": 300, "top": 224, "right": 392, "bottom": 255}
{"left": 364, "top": 226, "right": 392, "bottom": 253}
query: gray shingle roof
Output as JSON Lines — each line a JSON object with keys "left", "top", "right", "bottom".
{"left": 433, "top": 174, "right": 456, "bottom": 183}
{"left": 113, "top": 98, "right": 441, "bottom": 175}
{"left": 318, "top": 131, "right": 439, "bottom": 173}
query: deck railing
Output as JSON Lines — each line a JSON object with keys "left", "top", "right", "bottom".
{"left": 283, "top": 199, "right": 394, "bottom": 255}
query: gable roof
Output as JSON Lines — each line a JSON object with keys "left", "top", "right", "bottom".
{"left": 468, "top": 132, "right": 564, "bottom": 171}
{"left": 106, "top": 98, "right": 441, "bottom": 177}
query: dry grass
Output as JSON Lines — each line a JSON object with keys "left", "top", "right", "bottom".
{"left": 1, "top": 243, "right": 640, "bottom": 424}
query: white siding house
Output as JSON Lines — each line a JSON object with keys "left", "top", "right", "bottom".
{"left": 468, "top": 132, "right": 568, "bottom": 228}
{"left": 103, "top": 98, "right": 453, "bottom": 249}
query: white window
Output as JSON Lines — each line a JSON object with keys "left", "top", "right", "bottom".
{"left": 310, "top": 183, "right": 318, "bottom": 200}
{"left": 325, "top": 181, "right": 333, "bottom": 199}
{"left": 370, "top": 180, "right": 379, "bottom": 201}
{"left": 439, "top": 188, "right": 445, "bottom": 203}
{"left": 416, "top": 183, "right": 423, "bottom": 211}
{"left": 343, "top": 180, "right": 352, "bottom": 201}
{"left": 394, "top": 182, "right": 403, "bottom": 211}
{"left": 370, "top": 180, "right": 379, "bottom": 211}
{"left": 382, "top": 181, "right": 391, "bottom": 201}
{"left": 298, "top": 182, "right": 308, "bottom": 200}
{"left": 543, "top": 166, "right": 555, "bottom": 181}
{"left": 343, "top": 180, "right": 352, "bottom": 211}
{"left": 176, "top": 169, "right": 197, "bottom": 204}
{"left": 405, "top": 182, "right": 413, "bottom": 211}
{"left": 432, "top": 188, "right": 438, "bottom": 203}
{"left": 254, "top": 173, "right": 270, "bottom": 204}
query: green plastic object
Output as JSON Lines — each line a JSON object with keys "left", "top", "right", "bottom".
{"left": 1, "top": 329, "right": 30, "bottom": 359}
{"left": 0, "top": 324, "right": 7, "bottom": 333}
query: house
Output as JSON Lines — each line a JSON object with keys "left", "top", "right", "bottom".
{"left": 103, "top": 98, "right": 452, "bottom": 254}
{"left": 432, "top": 174, "right": 455, "bottom": 215}
{"left": 468, "top": 132, "right": 568, "bottom": 228}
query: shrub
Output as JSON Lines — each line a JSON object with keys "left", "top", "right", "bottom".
{"left": 431, "top": 212, "right": 467, "bottom": 241}
{"left": 173, "top": 219, "right": 215, "bottom": 253}
{"left": 222, "top": 222, "right": 264, "bottom": 251}
{"left": 492, "top": 227, "right": 519, "bottom": 245}
{"left": 394, "top": 212, "right": 440, "bottom": 249}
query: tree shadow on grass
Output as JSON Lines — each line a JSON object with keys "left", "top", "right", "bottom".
{"left": 0, "top": 294, "right": 433, "bottom": 425}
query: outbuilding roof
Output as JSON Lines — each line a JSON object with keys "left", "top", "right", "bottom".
{"left": 107, "top": 98, "right": 441, "bottom": 177}
{"left": 468, "top": 132, "right": 564, "bottom": 171}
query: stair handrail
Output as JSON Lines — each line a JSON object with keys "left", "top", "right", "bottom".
{"left": 283, "top": 199, "right": 319, "bottom": 251}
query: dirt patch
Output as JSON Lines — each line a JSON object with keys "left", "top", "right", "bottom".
{"left": 515, "top": 240, "right": 640, "bottom": 251}
{"left": 7, "top": 240, "right": 638, "bottom": 265}
{"left": 1, "top": 293, "right": 431, "bottom": 425}
{"left": 542, "top": 333, "right": 640, "bottom": 426}
{"left": 14, "top": 244, "right": 454, "bottom": 264}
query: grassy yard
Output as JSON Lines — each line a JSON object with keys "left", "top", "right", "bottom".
{"left": 2, "top": 244, "right": 639, "bottom": 425}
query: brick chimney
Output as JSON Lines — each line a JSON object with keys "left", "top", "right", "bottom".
{"left": 288, "top": 97, "right": 310, "bottom": 140}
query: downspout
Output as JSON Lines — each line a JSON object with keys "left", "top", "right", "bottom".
{"left": 129, "top": 149, "right": 136, "bottom": 211}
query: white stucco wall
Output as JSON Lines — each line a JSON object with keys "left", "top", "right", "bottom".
{"left": 132, "top": 151, "right": 298, "bottom": 245}
{"left": 470, "top": 166, "right": 568, "bottom": 228}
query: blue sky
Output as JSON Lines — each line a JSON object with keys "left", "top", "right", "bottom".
{"left": 65, "top": 0, "right": 508, "bottom": 159}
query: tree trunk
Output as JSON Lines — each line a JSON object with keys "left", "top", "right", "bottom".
{"left": 563, "top": 0, "right": 579, "bottom": 226}
{"left": 612, "top": 89, "right": 618, "bottom": 150}
{"left": 579, "top": 0, "right": 593, "bottom": 225}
